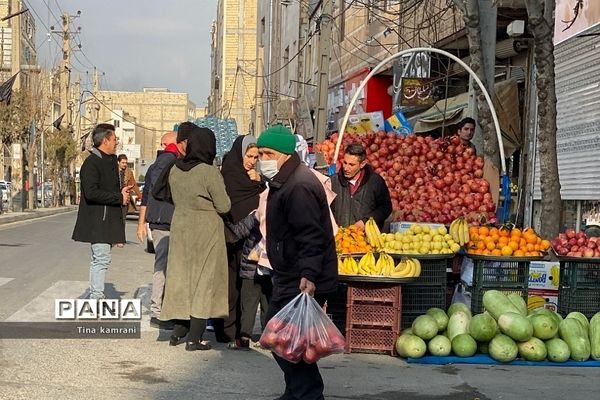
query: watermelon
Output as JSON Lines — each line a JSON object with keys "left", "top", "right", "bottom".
{"left": 426, "top": 307, "right": 449, "bottom": 331}
{"left": 546, "top": 338, "right": 570, "bottom": 363}
{"left": 452, "top": 333, "right": 477, "bottom": 357}
{"left": 482, "top": 290, "right": 521, "bottom": 320}
{"left": 428, "top": 335, "right": 452, "bottom": 356}
{"left": 566, "top": 312, "right": 589, "bottom": 334}
{"left": 447, "top": 311, "right": 470, "bottom": 340}
{"left": 517, "top": 337, "right": 547, "bottom": 361}
{"left": 559, "top": 318, "right": 590, "bottom": 361}
{"left": 469, "top": 313, "right": 498, "bottom": 342}
{"left": 448, "top": 302, "right": 472, "bottom": 318}
{"left": 412, "top": 315, "right": 439, "bottom": 340}
{"left": 489, "top": 334, "right": 518, "bottom": 362}
{"left": 507, "top": 293, "right": 527, "bottom": 317}
{"left": 589, "top": 312, "right": 600, "bottom": 360}
{"left": 396, "top": 334, "right": 426, "bottom": 358}
{"left": 498, "top": 312, "right": 533, "bottom": 342}
{"left": 530, "top": 313, "right": 559, "bottom": 340}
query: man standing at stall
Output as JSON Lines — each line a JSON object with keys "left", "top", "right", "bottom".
{"left": 257, "top": 125, "right": 337, "bottom": 400}
{"left": 330, "top": 143, "right": 392, "bottom": 230}
{"left": 456, "top": 117, "right": 477, "bottom": 155}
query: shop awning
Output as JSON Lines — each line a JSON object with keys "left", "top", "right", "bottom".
{"left": 409, "top": 79, "right": 522, "bottom": 157}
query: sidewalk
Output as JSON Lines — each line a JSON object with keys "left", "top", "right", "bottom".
{"left": 0, "top": 206, "right": 77, "bottom": 225}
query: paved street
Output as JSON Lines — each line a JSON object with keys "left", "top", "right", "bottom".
{"left": 0, "top": 212, "right": 598, "bottom": 400}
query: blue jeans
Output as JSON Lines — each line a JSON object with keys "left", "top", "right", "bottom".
{"left": 89, "top": 243, "right": 112, "bottom": 299}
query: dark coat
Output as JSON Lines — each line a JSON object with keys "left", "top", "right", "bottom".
{"left": 142, "top": 150, "right": 176, "bottom": 231}
{"left": 265, "top": 153, "right": 337, "bottom": 301}
{"left": 72, "top": 148, "right": 125, "bottom": 244}
{"left": 330, "top": 165, "right": 392, "bottom": 229}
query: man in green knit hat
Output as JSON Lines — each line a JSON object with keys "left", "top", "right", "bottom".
{"left": 257, "top": 125, "right": 337, "bottom": 400}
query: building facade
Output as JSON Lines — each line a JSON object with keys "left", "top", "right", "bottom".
{"left": 209, "top": 0, "right": 258, "bottom": 134}
{"left": 89, "top": 88, "right": 196, "bottom": 160}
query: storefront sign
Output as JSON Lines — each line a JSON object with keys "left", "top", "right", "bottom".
{"left": 400, "top": 78, "right": 435, "bottom": 107}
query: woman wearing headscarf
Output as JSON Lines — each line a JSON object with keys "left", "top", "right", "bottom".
{"left": 214, "top": 134, "right": 266, "bottom": 349}
{"left": 158, "top": 126, "right": 231, "bottom": 351}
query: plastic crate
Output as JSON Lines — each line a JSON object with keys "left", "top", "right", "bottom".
{"left": 346, "top": 303, "right": 400, "bottom": 330}
{"left": 347, "top": 282, "right": 401, "bottom": 307}
{"left": 471, "top": 287, "right": 528, "bottom": 314}
{"left": 401, "top": 258, "right": 448, "bottom": 286}
{"left": 471, "top": 257, "right": 530, "bottom": 288}
{"left": 401, "top": 285, "right": 447, "bottom": 314}
{"left": 559, "top": 260, "right": 600, "bottom": 290}
{"left": 558, "top": 288, "right": 600, "bottom": 319}
{"left": 345, "top": 327, "right": 398, "bottom": 355}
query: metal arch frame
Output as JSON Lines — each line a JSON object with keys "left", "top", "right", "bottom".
{"left": 333, "top": 47, "right": 507, "bottom": 175}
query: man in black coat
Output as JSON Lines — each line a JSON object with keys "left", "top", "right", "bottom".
{"left": 257, "top": 125, "right": 337, "bottom": 400}
{"left": 136, "top": 131, "right": 183, "bottom": 329}
{"left": 72, "top": 124, "right": 131, "bottom": 299}
{"left": 330, "top": 143, "right": 392, "bottom": 230}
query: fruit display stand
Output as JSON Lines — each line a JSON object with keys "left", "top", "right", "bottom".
{"left": 556, "top": 256, "right": 600, "bottom": 319}
{"left": 339, "top": 275, "right": 410, "bottom": 355}
{"left": 467, "top": 255, "right": 542, "bottom": 314}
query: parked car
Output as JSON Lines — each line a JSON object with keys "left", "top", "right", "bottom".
{"left": 0, "top": 181, "right": 10, "bottom": 204}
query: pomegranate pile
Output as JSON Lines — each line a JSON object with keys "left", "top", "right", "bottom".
{"left": 315, "top": 131, "right": 497, "bottom": 225}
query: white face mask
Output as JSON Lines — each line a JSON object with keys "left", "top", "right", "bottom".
{"left": 258, "top": 158, "right": 280, "bottom": 179}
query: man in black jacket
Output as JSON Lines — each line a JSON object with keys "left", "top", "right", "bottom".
{"left": 136, "top": 131, "right": 182, "bottom": 329}
{"left": 331, "top": 143, "right": 392, "bottom": 230}
{"left": 72, "top": 124, "right": 131, "bottom": 299}
{"left": 257, "top": 125, "right": 337, "bottom": 400}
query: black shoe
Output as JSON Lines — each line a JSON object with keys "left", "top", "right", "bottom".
{"left": 214, "top": 332, "right": 231, "bottom": 343}
{"left": 169, "top": 335, "right": 187, "bottom": 346}
{"left": 151, "top": 317, "right": 175, "bottom": 330}
{"left": 185, "top": 341, "right": 212, "bottom": 351}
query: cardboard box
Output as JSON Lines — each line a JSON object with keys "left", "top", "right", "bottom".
{"left": 528, "top": 288, "right": 559, "bottom": 313}
{"left": 390, "top": 221, "right": 446, "bottom": 233}
{"left": 528, "top": 261, "right": 561, "bottom": 291}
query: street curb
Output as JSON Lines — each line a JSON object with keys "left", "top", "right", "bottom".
{"left": 0, "top": 206, "right": 78, "bottom": 225}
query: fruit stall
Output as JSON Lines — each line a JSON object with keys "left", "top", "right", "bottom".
{"left": 315, "top": 47, "right": 600, "bottom": 364}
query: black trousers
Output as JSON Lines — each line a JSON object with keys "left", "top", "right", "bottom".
{"left": 239, "top": 274, "right": 272, "bottom": 338}
{"left": 214, "top": 242, "right": 243, "bottom": 341}
{"left": 266, "top": 293, "right": 329, "bottom": 400}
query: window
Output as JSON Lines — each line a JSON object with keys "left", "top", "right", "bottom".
{"left": 283, "top": 46, "right": 290, "bottom": 87}
{"left": 114, "top": 120, "right": 120, "bottom": 128}
{"left": 260, "top": 17, "right": 265, "bottom": 48}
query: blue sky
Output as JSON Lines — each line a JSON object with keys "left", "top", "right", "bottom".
{"left": 28, "top": 0, "right": 218, "bottom": 106}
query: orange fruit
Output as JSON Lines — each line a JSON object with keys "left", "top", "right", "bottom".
{"left": 501, "top": 246, "right": 513, "bottom": 256}
{"left": 519, "top": 238, "right": 527, "bottom": 247}
{"left": 491, "top": 249, "right": 502, "bottom": 256}
{"left": 477, "top": 241, "right": 486, "bottom": 250}
{"left": 534, "top": 244, "right": 541, "bottom": 252}
{"left": 489, "top": 227, "right": 499, "bottom": 236}
{"left": 490, "top": 234, "right": 500, "bottom": 244}
{"left": 469, "top": 226, "right": 479, "bottom": 236}
{"left": 482, "top": 249, "right": 492, "bottom": 255}
{"left": 471, "top": 233, "right": 480, "bottom": 242}
{"left": 486, "top": 241, "right": 496, "bottom": 251}
{"left": 526, "top": 235, "right": 537, "bottom": 245}
{"left": 479, "top": 226, "right": 489, "bottom": 236}
{"left": 511, "top": 228, "right": 522, "bottom": 238}
{"left": 526, "top": 243, "right": 535, "bottom": 252}
{"left": 498, "top": 237, "right": 509, "bottom": 246}
{"left": 474, "top": 249, "right": 483, "bottom": 255}
{"left": 499, "top": 228, "right": 511, "bottom": 237}
{"left": 540, "top": 240, "right": 551, "bottom": 251}
{"left": 514, "top": 249, "right": 525, "bottom": 257}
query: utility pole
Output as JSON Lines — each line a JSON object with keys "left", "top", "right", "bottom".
{"left": 314, "top": 0, "right": 333, "bottom": 143}
{"left": 9, "top": 0, "right": 23, "bottom": 211}
{"left": 60, "top": 12, "right": 71, "bottom": 129}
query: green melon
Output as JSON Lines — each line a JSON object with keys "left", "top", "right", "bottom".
{"left": 412, "top": 315, "right": 439, "bottom": 340}
{"left": 469, "top": 313, "right": 498, "bottom": 342}
{"left": 426, "top": 307, "right": 449, "bottom": 331}
{"left": 428, "top": 335, "right": 452, "bottom": 357}
{"left": 489, "top": 334, "right": 518, "bottom": 362}
{"left": 545, "top": 338, "right": 570, "bottom": 363}
{"left": 451, "top": 334, "right": 477, "bottom": 357}
{"left": 517, "top": 337, "right": 547, "bottom": 361}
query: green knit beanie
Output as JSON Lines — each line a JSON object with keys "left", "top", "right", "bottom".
{"left": 257, "top": 125, "right": 296, "bottom": 155}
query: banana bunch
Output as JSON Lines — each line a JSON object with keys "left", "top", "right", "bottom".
{"left": 391, "top": 258, "right": 422, "bottom": 278}
{"left": 338, "top": 256, "right": 359, "bottom": 275}
{"left": 357, "top": 251, "right": 377, "bottom": 275}
{"left": 450, "top": 217, "right": 470, "bottom": 246}
{"left": 365, "top": 218, "right": 384, "bottom": 250}
{"left": 527, "top": 295, "right": 546, "bottom": 311}
{"left": 550, "top": 265, "right": 560, "bottom": 288}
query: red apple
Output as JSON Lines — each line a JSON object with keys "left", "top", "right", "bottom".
{"left": 587, "top": 241, "right": 597, "bottom": 250}
{"left": 573, "top": 251, "right": 583, "bottom": 257}
{"left": 577, "top": 237, "right": 587, "bottom": 246}
{"left": 566, "top": 229, "right": 576, "bottom": 239}
{"left": 576, "top": 231, "right": 587, "bottom": 240}
{"left": 571, "top": 245, "right": 579, "bottom": 252}
{"left": 583, "top": 248, "right": 595, "bottom": 258}
{"left": 595, "top": 249, "right": 600, "bottom": 258}
{"left": 569, "top": 238, "right": 578, "bottom": 246}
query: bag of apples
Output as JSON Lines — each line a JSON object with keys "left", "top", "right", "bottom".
{"left": 259, "top": 292, "right": 346, "bottom": 363}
